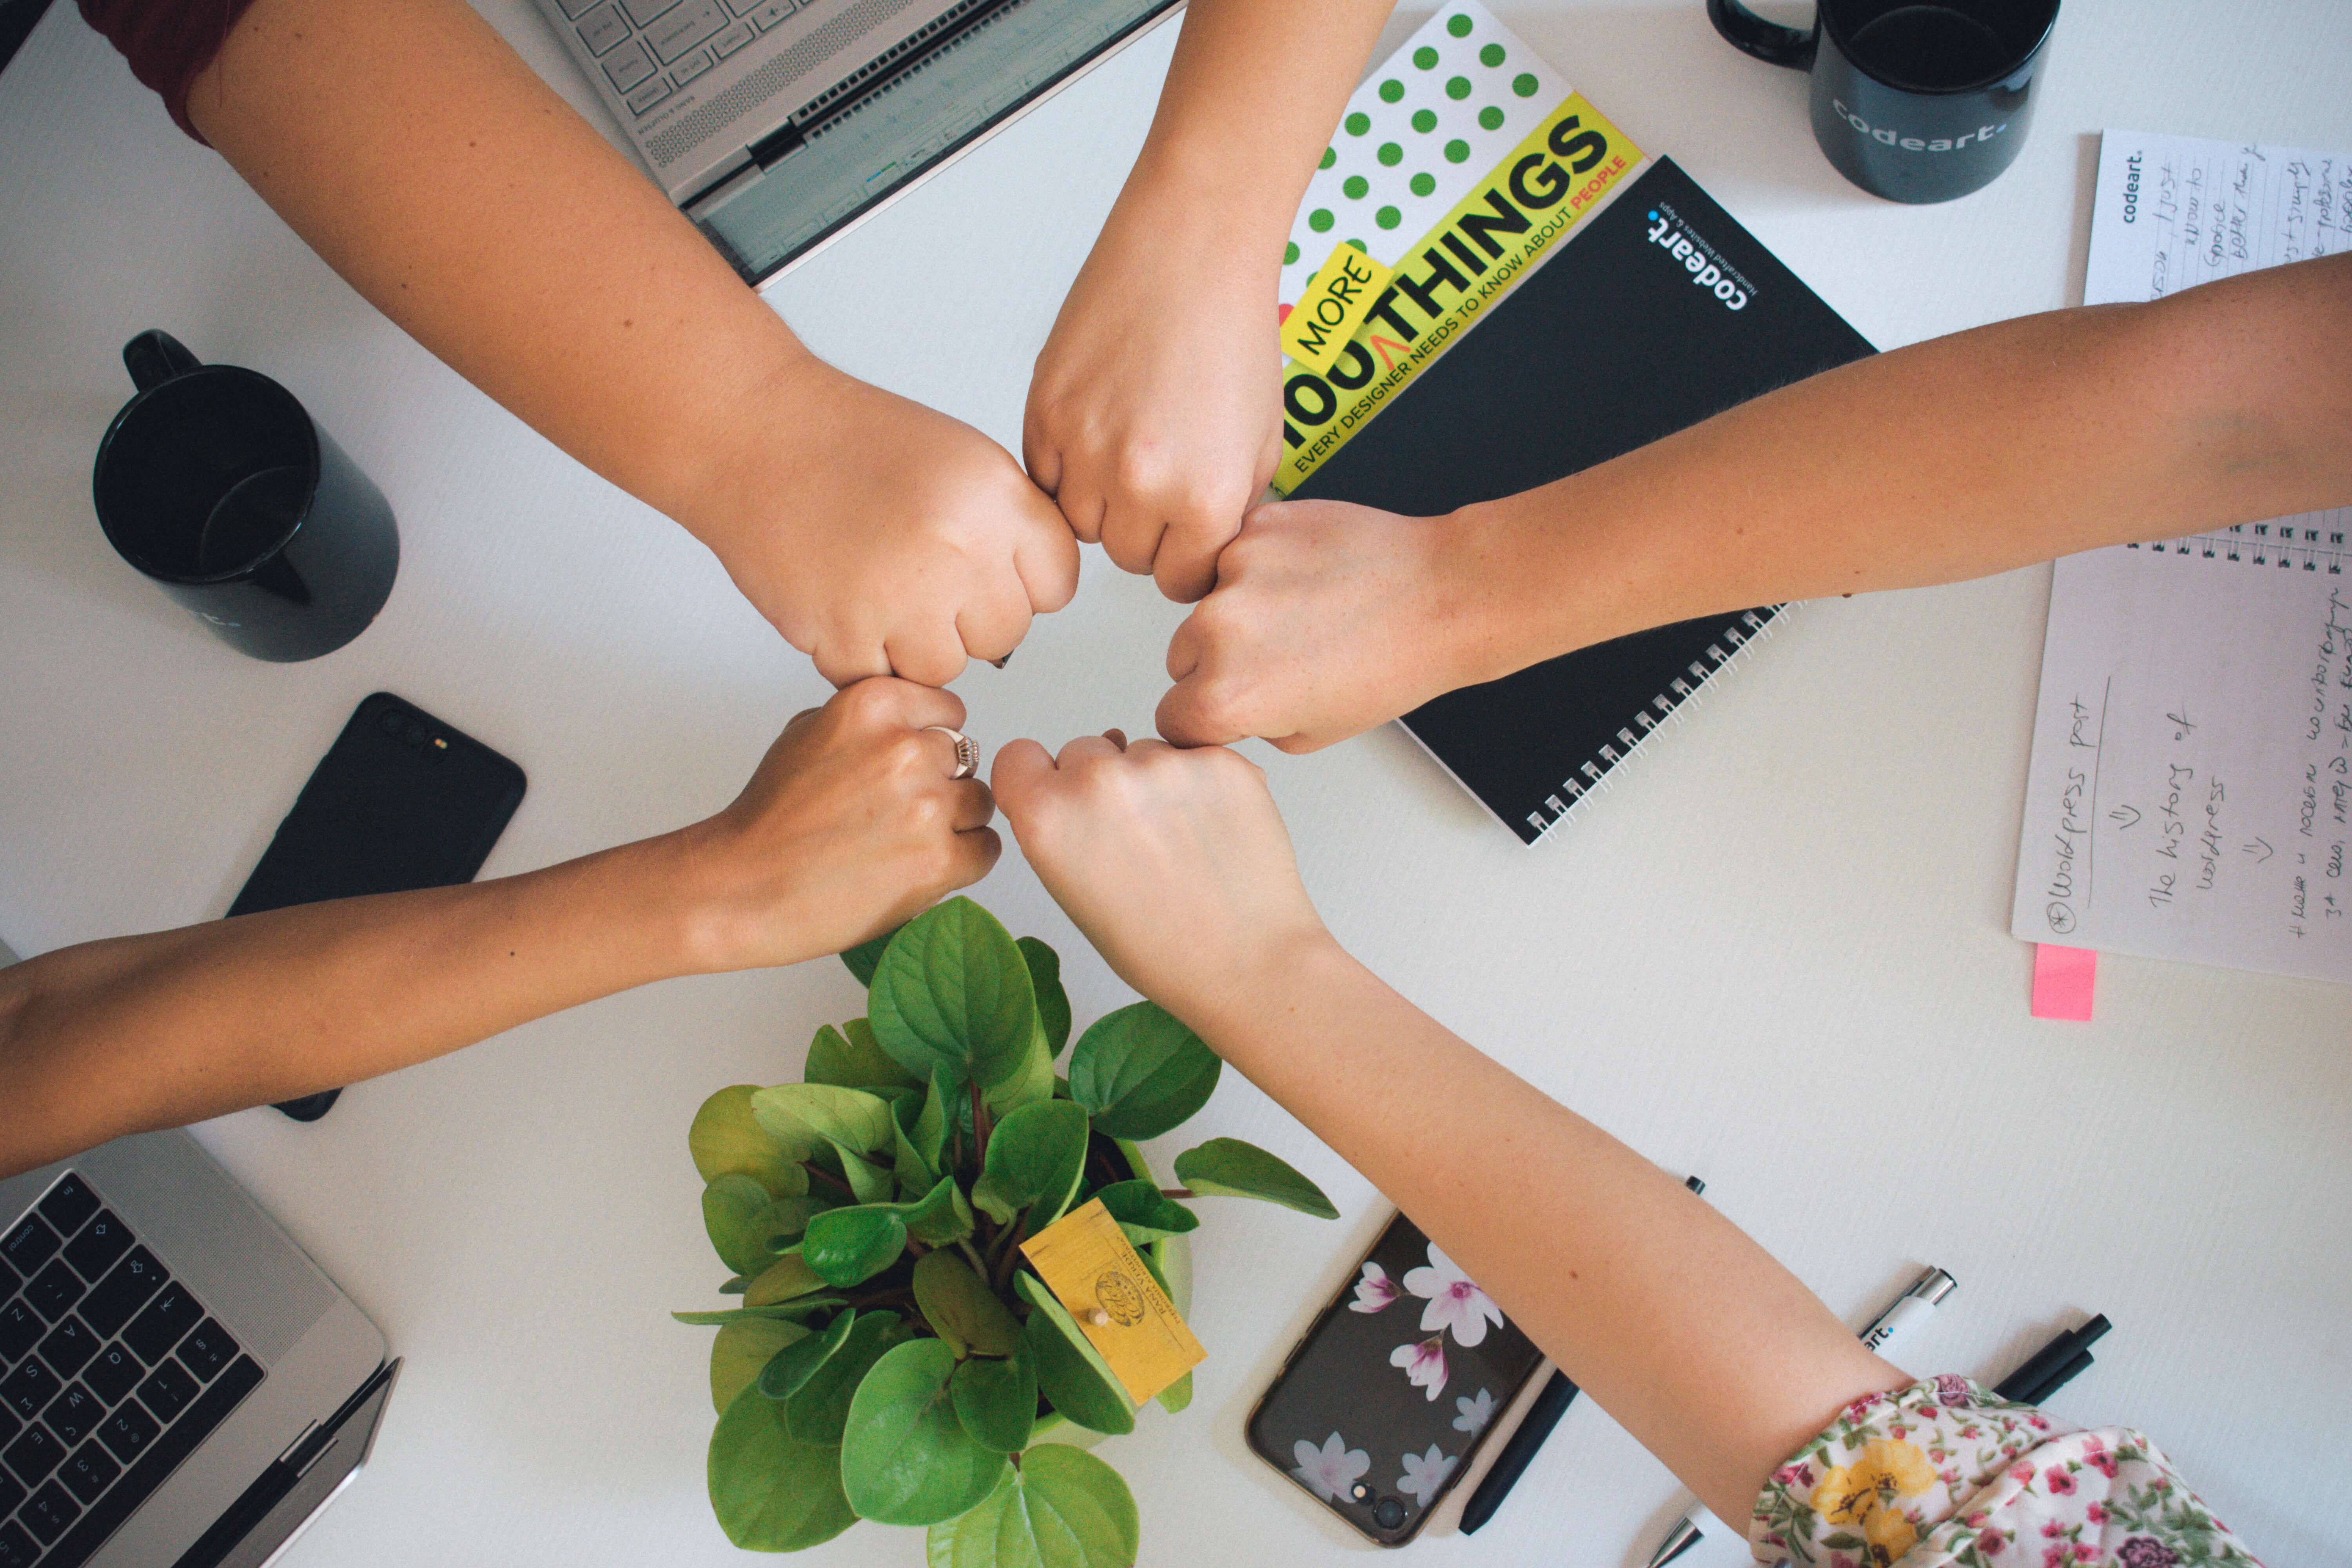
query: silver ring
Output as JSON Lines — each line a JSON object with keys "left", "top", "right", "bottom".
{"left": 926, "top": 726, "right": 979, "bottom": 780}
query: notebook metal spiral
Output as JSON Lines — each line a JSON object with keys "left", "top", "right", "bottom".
{"left": 1493, "top": 602, "right": 1798, "bottom": 844}
{"left": 2123, "top": 513, "right": 2350, "bottom": 575}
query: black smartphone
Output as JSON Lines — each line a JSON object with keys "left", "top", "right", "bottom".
{"left": 229, "top": 693, "right": 525, "bottom": 1120}
{"left": 1247, "top": 1211, "right": 1545, "bottom": 1546}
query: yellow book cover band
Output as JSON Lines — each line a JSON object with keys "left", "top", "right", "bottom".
{"left": 1020, "top": 1198, "right": 1204, "bottom": 1405}
{"left": 1272, "top": 94, "right": 1642, "bottom": 494}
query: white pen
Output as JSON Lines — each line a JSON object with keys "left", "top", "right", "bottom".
{"left": 1644, "top": 1267, "right": 1959, "bottom": 1568}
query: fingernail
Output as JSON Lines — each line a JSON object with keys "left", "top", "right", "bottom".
{"left": 989, "top": 655, "right": 1011, "bottom": 669}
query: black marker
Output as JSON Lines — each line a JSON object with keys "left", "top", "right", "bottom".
{"left": 1995, "top": 1314, "right": 2110, "bottom": 1403}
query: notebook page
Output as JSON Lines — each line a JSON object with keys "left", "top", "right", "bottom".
{"left": 2009, "top": 132, "right": 2352, "bottom": 982}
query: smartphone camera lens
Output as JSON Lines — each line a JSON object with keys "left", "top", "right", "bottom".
{"left": 1374, "top": 1499, "right": 1406, "bottom": 1530}
{"left": 378, "top": 710, "right": 403, "bottom": 735}
{"left": 403, "top": 722, "right": 428, "bottom": 747}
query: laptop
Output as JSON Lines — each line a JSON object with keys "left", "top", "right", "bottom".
{"left": 0, "top": 949, "right": 393, "bottom": 1568}
{"left": 532, "top": 0, "right": 1183, "bottom": 284}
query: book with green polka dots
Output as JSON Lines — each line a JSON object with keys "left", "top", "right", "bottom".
{"left": 1278, "top": 3, "right": 1573, "bottom": 316}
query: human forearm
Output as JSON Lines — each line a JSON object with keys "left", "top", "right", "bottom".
{"left": 1185, "top": 938, "right": 1898, "bottom": 1528}
{"left": 0, "top": 834, "right": 704, "bottom": 1176}
{"left": 187, "top": 0, "right": 810, "bottom": 537}
{"left": 1455, "top": 254, "right": 2352, "bottom": 682}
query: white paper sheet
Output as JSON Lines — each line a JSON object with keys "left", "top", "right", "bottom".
{"left": 2010, "top": 132, "right": 2352, "bottom": 982}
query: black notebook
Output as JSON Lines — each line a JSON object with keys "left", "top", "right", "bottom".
{"left": 1291, "top": 158, "right": 1873, "bottom": 843}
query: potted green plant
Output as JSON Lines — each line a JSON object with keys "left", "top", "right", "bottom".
{"left": 677, "top": 897, "right": 1338, "bottom": 1564}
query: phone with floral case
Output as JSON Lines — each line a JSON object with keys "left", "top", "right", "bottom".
{"left": 1246, "top": 1211, "right": 1544, "bottom": 1546}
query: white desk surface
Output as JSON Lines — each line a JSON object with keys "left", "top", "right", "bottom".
{"left": 4, "top": 2, "right": 2349, "bottom": 1564}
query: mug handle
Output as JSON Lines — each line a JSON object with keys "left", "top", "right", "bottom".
{"left": 1706, "top": 0, "right": 1818, "bottom": 69}
{"left": 122, "top": 329, "right": 201, "bottom": 393}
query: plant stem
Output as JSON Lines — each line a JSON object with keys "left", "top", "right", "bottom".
{"left": 802, "top": 1161, "right": 858, "bottom": 1198}
{"left": 1160, "top": 1187, "right": 1196, "bottom": 1200}
{"left": 991, "top": 1216, "right": 1028, "bottom": 1292}
{"left": 956, "top": 1238, "right": 989, "bottom": 1278}
{"left": 969, "top": 1080, "right": 993, "bottom": 1165}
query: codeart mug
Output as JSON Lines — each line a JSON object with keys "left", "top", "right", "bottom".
{"left": 93, "top": 330, "right": 399, "bottom": 661}
{"left": 1707, "top": 0, "right": 2060, "bottom": 204}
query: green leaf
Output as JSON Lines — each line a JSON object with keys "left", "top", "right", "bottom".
{"left": 1154, "top": 1370, "right": 1193, "bottom": 1415}
{"left": 752, "top": 1083, "right": 898, "bottom": 1159}
{"left": 1017, "top": 937, "right": 1072, "bottom": 1058}
{"left": 983, "top": 1026, "right": 1056, "bottom": 1116}
{"left": 841, "top": 924, "right": 904, "bottom": 987}
{"left": 711, "top": 1315, "right": 806, "bottom": 1415}
{"left": 760, "top": 1308, "right": 858, "bottom": 1402}
{"left": 924, "top": 1443, "right": 1139, "bottom": 1568}
{"left": 708, "top": 1383, "right": 858, "bottom": 1551}
{"left": 705, "top": 1174, "right": 797, "bottom": 1276}
{"left": 1015, "top": 1274, "right": 1134, "bottom": 1436}
{"left": 808, "top": 1019, "right": 924, "bottom": 1093}
{"left": 690, "top": 1085, "right": 811, "bottom": 1196}
{"left": 950, "top": 1354, "right": 1036, "bottom": 1454}
{"left": 839, "top": 1147, "right": 897, "bottom": 1205}
{"left": 971, "top": 1101, "right": 1090, "bottom": 1227}
{"left": 1067, "top": 1003, "right": 1222, "bottom": 1142}
{"left": 911, "top": 1252, "right": 1020, "bottom": 1359}
{"left": 744, "top": 1252, "right": 825, "bottom": 1307}
{"left": 1172, "top": 1138, "right": 1338, "bottom": 1219}
{"left": 762, "top": 1194, "right": 833, "bottom": 1252}
{"left": 788, "top": 1310, "right": 911, "bottom": 1446}
{"left": 867, "top": 898, "right": 1039, "bottom": 1092}
{"left": 902, "top": 1175, "right": 976, "bottom": 1247}
{"left": 895, "top": 1080, "right": 947, "bottom": 1200}
{"left": 1091, "top": 1181, "right": 1199, "bottom": 1247}
{"left": 840, "top": 1339, "right": 1010, "bottom": 1526}
{"left": 802, "top": 1205, "right": 911, "bottom": 1288}
{"left": 672, "top": 1299, "right": 845, "bottom": 1327}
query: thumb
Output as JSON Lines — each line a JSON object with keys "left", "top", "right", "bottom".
{"left": 1155, "top": 673, "right": 1242, "bottom": 750}
{"left": 989, "top": 738, "right": 1058, "bottom": 827}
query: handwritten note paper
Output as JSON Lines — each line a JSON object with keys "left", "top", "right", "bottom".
{"left": 2011, "top": 132, "right": 2352, "bottom": 984}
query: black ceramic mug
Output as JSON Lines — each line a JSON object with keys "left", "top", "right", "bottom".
{"left": 93, "top": 331, "right": 399, "bottom": 661}
{"left": 1707, "top": 0, "right": 2060, "bottom": 204}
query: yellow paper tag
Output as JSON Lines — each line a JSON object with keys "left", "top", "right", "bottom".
{"left": 1020, "top": 1199, "right": 1203, "bottom": 1405}
{"left": 1279, "top": 242, "right": 1396, "bottom": 374}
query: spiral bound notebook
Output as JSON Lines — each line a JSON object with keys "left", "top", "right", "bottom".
{"left": 1287, "top": 156, "right": 1873, "bottom": 842}
{"left": 2009, "top": 131, "right": 2352, "bottom": 983}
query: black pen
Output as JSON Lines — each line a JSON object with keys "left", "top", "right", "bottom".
{"left": 1459, "top": 1177, "right": 1706, "bottom": 1536}
{"left": 1994, "top": 1314, "right": 2110, "bottom": 1402}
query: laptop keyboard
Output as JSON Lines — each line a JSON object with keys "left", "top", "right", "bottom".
{"left": 556, "top": 0, "right": 782, "bottom": 119}
{"left": 0, "top": 1175, "right": 263, "bottom": 1568}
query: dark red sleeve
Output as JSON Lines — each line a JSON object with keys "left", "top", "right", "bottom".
{"left": 78, "top": 0, "right": 261, "bottom": 143}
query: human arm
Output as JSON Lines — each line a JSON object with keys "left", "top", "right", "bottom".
{"left": 1022, "top": 0, "right": 1394, "bottom": 602}
{"left": 170, "top": 0, "right": 1074, "bottom": 684}
{"left": 989, "top": 734, "right": 1901, "bottom": 1527}
{"left": 0, "top": 680, "right": 995, "bottom": 1178}
{"left": 1158, "top": 252, "right": 2352, "bottom": 749}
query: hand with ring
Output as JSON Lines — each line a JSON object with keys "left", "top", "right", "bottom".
{"left": 667, "top": 678, "right": 1000, "bottom": 970}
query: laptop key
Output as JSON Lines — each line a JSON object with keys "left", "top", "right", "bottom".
{"left": 0, "top": 1301, "right": 37, "bottom": 1362}
{"left": 671, "top": 48, "right": 713, "bottom": 84}
{"left": 23, "top": 1259, "right": 85, "bottom": 1323}
{"left": 19, "top": 1479, "right": 77, "bottom": 1544}
{"left": 176, "top": 1321, "right": 238, "bottom": 1384}
{"left": 122, "top": 1283, "right": 201, "bottom": 1365}
{"left": 748, "top": 0, "right": 795, "bottom": 31}
{"left": 0, "top": 1252, "right": 18, "bottom": 1299}
{"left": 711, "top": 20, "right": 753, "bottom": 57}
{"left": 42, "top": 1355, "right": 263, "bottom": 1568}
{"left": 624, "top": 0, "right": 682, "bottom": 21}
{"left": 574, "top": 2, "right": 628, "bottom": 56}
{"left": 136, "top": 1360, "right": 198, "bottom": 1424}
{"left": 81, "top": 1345, "right": 139, "bottom": 1408}
{"left": 0, "top": 1469, "right": 19, "bottom": 1515}
{"left": 0, "top": 1521, "right": 33, "bottom": 1568}
{"left": 56, "top": 1442, "right": 117, "bottom": 1506}
{"left": 34, "top": 1177, "right": 100, "bottom": 1238}
{"left": 61, "top": 1213, "right": 131, "bottom": 1283}
{"left": 0, "top": 1217, "right": 58, "bottom": 1278}
{"left": 3, "top": 1420, "right": 63, "bottom": 1486}
{"left": 96, "top": 1399, "right": 158, "bottom": 1464}
{"left": 0, "top": 1401, "right": 16, "bottom": 1447}
{"left": 602, "top": 39, "right": 656, "bottom": 91}
{"left": 37, "top": 1316, "right": 98, "bottom": 1380}
{"left": 78, "top": 1248, "right": 164, "bottom": 1338}
{"left": 647, "top": 0, "right": 726, "bottom": 63}
{"left": 42, "top": 1385, "right": 100, "bottom": 1449}
{"left": 625, "top": 75, "right": 674, "bottom": 115}
{"left": 0, "top": 1359, "right": 60, "bottom": 1422}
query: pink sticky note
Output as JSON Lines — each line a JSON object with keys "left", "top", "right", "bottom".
{"left": 2031, "top": 944, "right": 2097, "bottom": 1021}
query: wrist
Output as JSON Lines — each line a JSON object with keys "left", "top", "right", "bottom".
{"left": 664, "top": 347, "right": 842, "bottom": 561}
{"left": 1173, "top": 922, "right": 1353, "bottom": 1048}
{"left": 608, "top": 826, "right": 781, "bottom": 978}
{"left": 1442, "top": 475, "right": 1664, "bottom": 684}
